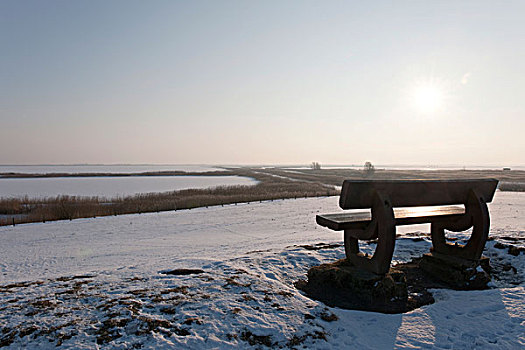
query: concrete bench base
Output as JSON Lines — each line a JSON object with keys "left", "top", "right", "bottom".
{"left": 419, "top": 252, "right": 491, "bottom": 290}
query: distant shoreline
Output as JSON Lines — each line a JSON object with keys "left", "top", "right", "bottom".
{"left": 0, "top": 170, "right": 231, "bottom": 179}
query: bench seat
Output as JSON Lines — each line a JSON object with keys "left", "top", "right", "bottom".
{"left": 316, "top": 205, "right": 465, "bottom": 231}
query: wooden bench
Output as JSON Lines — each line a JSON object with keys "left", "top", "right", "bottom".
{"left": 316, "top": 179, "right": 499, "bottom": 275}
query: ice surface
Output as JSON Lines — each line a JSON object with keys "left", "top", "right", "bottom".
{"left": 0, "top": 192, "right": 523, "bottom": 349}
{"left": 0, "top": 175, "right": 257, "bottom": 198}
{"left": 0, "top": 164, "right": 219, "bottom": 174}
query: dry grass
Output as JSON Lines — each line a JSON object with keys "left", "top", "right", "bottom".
{"left": 498, "top": 182, "right": 525, "bottom": 191}
{"left": 256, "top": 167, "right": 525, "bottom": 188}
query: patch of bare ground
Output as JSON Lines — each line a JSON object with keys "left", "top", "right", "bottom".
{"left": 240, "top": 329, "right": 274, "bottom": 347}
{"left": 298, "top": 242, "right": 342, "bottom": 251}
{"left": 286, "top": 330, "right": 328, "bottom": 347}
{"left": 0, "top": 281, "right": 44, "bottom": 293}
{"left": 55, "top": 274, "right": 96, "bottom": 282}
{"left": 160, "top": 269, "right": 204, "bottom": 276}
{"left": 1, "top": 321, "right": 78, "bottom": 347}
{"left": 223, "top": 276, "right": 252, "bottom": 288}
{"left": 319, "top": 309, "right": 339, "bottom": 322}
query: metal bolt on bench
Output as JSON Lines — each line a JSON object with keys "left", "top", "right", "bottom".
{"left": 316, "top": 179, "right": 499, "bottom": 275}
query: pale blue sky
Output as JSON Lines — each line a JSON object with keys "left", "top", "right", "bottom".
{"left": 1, "top": 1, "right": 524, "bottom": 165}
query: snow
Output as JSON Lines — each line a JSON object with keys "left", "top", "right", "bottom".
{"left": 0, "top": 192, "right": 524, "bottom": 348}
{"left": 0, "top": 175, "right": 257, "bottom": 198}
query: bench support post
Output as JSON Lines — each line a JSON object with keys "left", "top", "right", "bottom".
{"left": 430, "top": 190, "right": 489, "bottom": 260}
{"left": 344, "top": 192, "right": 396, "bottom": 275}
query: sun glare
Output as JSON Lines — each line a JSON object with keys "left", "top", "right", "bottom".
{"left": 410, "top": 83, "right": 444, "bottom": 114}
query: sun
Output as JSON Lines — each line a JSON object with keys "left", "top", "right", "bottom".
{"left": 410, "top": 83, "right": 444, "bottom": 114}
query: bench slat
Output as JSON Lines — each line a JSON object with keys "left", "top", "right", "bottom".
{"left": 339, "top": 179, "right": 498, "bottom": 209}
{"left": 316, "top": 205, "right": 465, "bottom": 231}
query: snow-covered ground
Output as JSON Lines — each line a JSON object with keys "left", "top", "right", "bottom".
{"left": 1, "top": 192, "right": 524, "bottom": 348}
{"left": 0, "top": 175, "right": 257, "bottom": 198}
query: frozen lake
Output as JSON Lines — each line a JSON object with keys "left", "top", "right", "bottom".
{"left": 0, "top": 175, "right": 257, "bottom": 198}
{"left": 0, "top": 164, "right": 219, "bottom": 174}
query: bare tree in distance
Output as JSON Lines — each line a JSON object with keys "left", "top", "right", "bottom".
{"left": 311, "top": 162, "right": 321, "bottom": 170}
{"left": 364, "top": 161, "right": 375, "bottom": 177}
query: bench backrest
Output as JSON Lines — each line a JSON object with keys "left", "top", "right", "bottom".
{"left": 339, "top": 179, "right": 498, "bottom": 210}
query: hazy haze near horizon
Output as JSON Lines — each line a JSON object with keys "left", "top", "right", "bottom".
{"left": 1, "top": 1, "right": 524, "bottom": 166}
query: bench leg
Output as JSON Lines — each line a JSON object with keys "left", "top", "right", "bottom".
{"left": 431, "top": 190, "right": 490, "bottom": 260}
{"left": 343, "top": 192, "right": 396, "bottom": 275}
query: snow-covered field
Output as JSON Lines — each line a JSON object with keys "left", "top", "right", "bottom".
{"left": 0, "top": 175, "right": 257, "bottom": 198}
{"left": 1, "top": 192, "right": 524, "bottom": 349}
